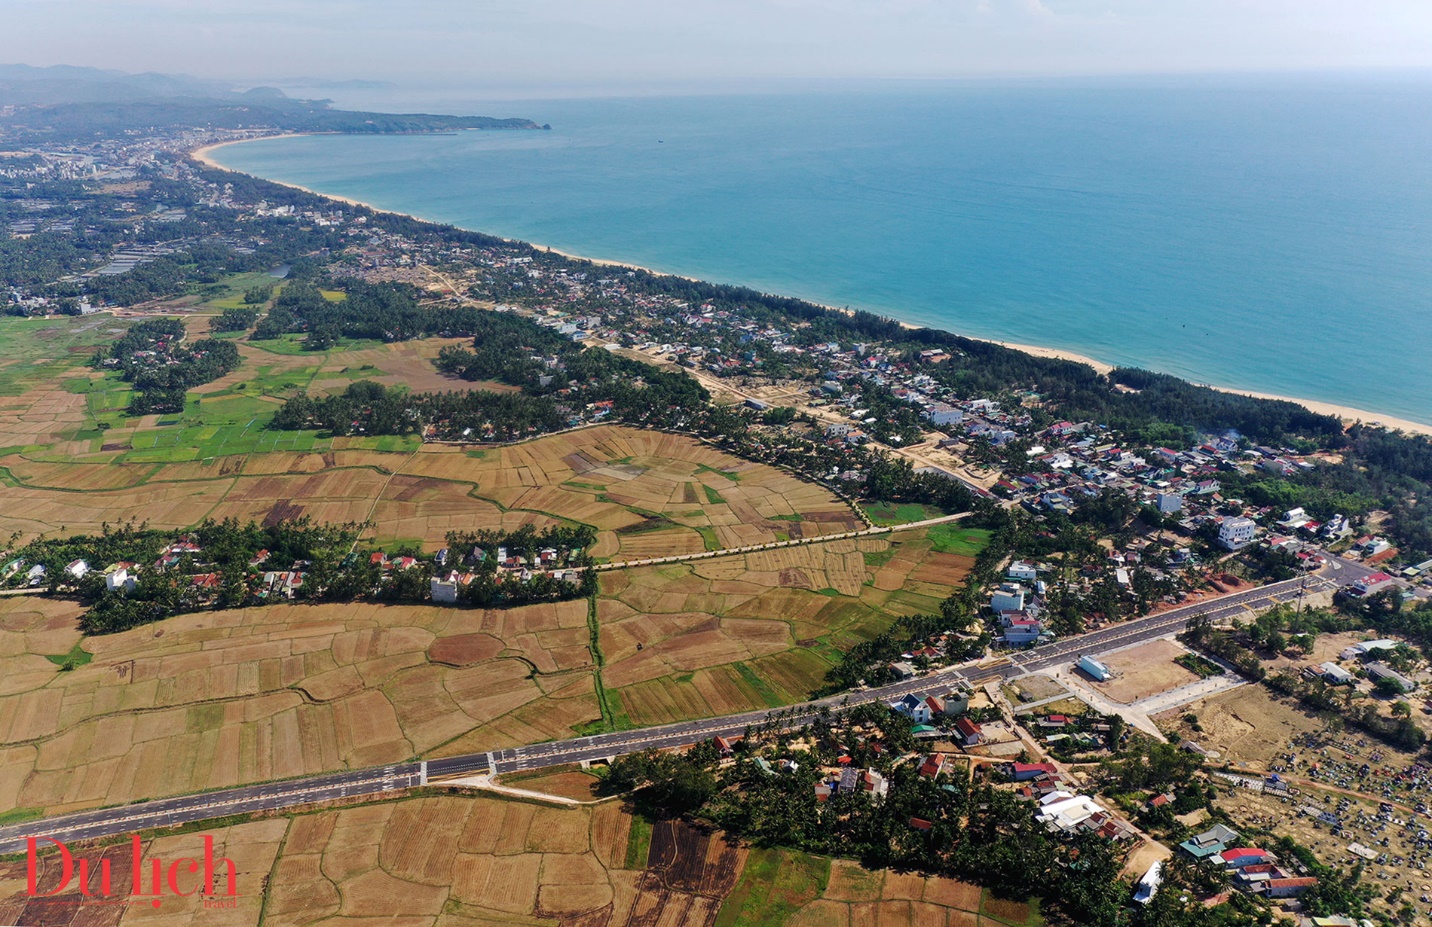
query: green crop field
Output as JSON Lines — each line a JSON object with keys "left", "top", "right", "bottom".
{"left": 864, "top": 500, "right": 951, "bottom": 526}
{"left": 926, "top": 524, "right": 993, "bottom": 556}
{"left": 0, "top": 315, "right": 121, "bottom": 397}
{"left": 715, "top": 848, "right": 831, "bottom": 927}
{"left": 247, "top": 332, "right": 384, "bottom": 355}
{"left": 193, "top": 271, "right": 284, "bottom": 310}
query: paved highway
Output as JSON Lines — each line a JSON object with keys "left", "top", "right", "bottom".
{"left": 0, "top": 570, "right": 1337, "bottom": 855}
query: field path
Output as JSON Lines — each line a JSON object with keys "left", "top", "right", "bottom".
{"left": 593, "top": 510, "right": 970, "bottom": 572}
{"left": 353, "top": 446, "right": 423, "bottom": 550}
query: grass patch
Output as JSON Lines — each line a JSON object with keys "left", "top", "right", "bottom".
{"left": 703, "top": 484, "right": 726, "bottom": 505}
{"left": 696, "top": 526, "right": 721, "bottom": 551}
{"left": 616, "top": 514, "right": 679, "bottom": 536}
{"left": 624, "top": 814, "right": 654, "bottom": 869}
{"left": 246, "top": 333, "right": 379, "bottom": 356}
{"left": 925, "top": 525, "right": 993, "bottom": 556}
{"left": 44, "top": 641, "right": 92, "bottom": 670}
{"left": 344, "top": 434, "right": 422, "bottom": 452}
{"left": 733, "top": 661, "right": 783, "bottom": 707}
{"left": 572, "top": 719, "right": 608, "bottom": 737}
{"left": 714, "top": 847, "right": 830, "bottom": 927}
{"left": 187, "top": 702, "right": 226, "bottom": 733}
{"left": 980, "top": 888, "right": 1043, "bottom": 926}
{"left": 1176, "top": 653, "right": 1224, "bottom": 678}
{"left": 121, "top": 392, "right": 332, "bottom": 462}
{"left": 862, "top": 546, "right": 896, "bottom": 569}
{"left": 864, "top": 501, "right": 950, "bottom": 526}
{"left": 0, "top": 807, "right": 44, "bottom": 827}
{"left": 695, "top": 463, "right": 740, "bottom": 482}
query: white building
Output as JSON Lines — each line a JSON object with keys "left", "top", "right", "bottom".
{"left": 1219, "top": 517, "right": 1258, "bottom": 550}
{"left": 1155, "top": 492, "right": 1183, "bottom": 514}
{"left": 430, "top": 576, "right": 458, "bottom": 604}
{"left": 1007, "top": 561, "right": 1039, "bottom": 582}
{"left": 1078, "top": 655, "right": 1113, "bottom": 681}
{"left": 990, "top": 583, "right": 1026, "bottom": 614}
{"left": 105, "top": 567, "right": 135, "bottom": 593}
{"left": 925, "top": 403, "right": 964, "bottom": 427}
{"left": 1134, "top": 861, "right": 1162, "bottom": 904}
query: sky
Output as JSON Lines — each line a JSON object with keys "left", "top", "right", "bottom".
{"left": 2, "top": 0, "right": 1432, "bottom": 94}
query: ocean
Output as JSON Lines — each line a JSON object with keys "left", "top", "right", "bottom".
{"left": 211, "top": 76, "right": 1432, "bottom": 426}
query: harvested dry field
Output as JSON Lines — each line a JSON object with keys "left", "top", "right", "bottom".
{"left": 598, "top": 530, "right": 976, "bottom": 727}
{"left": 0, "top": 818, "right": 287, "bottom": 927}
{"left": 0, "top": 424, "right": 861, "bottom": 551}
{"left": 0, "top": 793, "right": 1036, "bottom": 927}
{"left": 404, "top": 425, "right": 862, "bottom": 556}
{"left": 59, "top": 794, "right": 747, "bottom": 927}
{"left": 0, "top": 376, "right": 90, "bottom": 451}
{"left": 0, "top": 598, "right": 601, "bottom": 816}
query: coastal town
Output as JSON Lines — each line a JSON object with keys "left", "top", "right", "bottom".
{"left": 4, "top": 99, "right": 1432, "bottom": 927}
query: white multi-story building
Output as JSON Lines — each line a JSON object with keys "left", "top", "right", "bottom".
{"left": 430, "top": 576, "right": 459, "bottom": 604}
{"left": 1219, "top": 517, "right": 1258, "bottom": 550}
{"left": 990, "top": 582, "right": 1026, "bottom": 613}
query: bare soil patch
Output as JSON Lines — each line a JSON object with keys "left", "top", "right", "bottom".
{"left": 1095, "top": 639, "right": 1200, "bottom": 703}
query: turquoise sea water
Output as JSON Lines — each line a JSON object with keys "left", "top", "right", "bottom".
{"left": 212, "top": 78, "right": 1432, "bottom": 425}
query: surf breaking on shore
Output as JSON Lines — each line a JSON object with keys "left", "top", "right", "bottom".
{"left": 191, "top": 136, "right": 1432, "bottom": 438}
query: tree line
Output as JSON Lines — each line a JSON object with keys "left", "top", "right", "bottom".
{"left": 13, "top": 515, "right": 596, "bottom": 635}
{"left": 91, "top": 317, "right": 240, "bottom": 414}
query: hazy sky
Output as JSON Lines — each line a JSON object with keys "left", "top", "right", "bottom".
{"left": 3, "top": 0, "right": 1432, "bottom": 92}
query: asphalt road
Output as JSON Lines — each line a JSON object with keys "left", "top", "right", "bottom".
{"left": 0, "top": 569, "right": 1342, "bottom": 855}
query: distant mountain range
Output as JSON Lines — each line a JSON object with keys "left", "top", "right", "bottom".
{"left": 0, "top": 64, "right": 546, "bottom": 141}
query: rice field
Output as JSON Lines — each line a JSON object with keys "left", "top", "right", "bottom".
{"left": 599, "top": 530, "right": 976, "bottom": 727}
{"left": 723, "top": 854, "right": 1041, "bottom": 927}
{"left": 0, "top": 794, "right": 740, "bottom": 927}
{"left": 0, "top": 595, "right": 601, "bottom": 816}
{"left": 0, "top": 423, "right": 861, "bottom": 551}
{"left": 0, "top": 792, "right": 1032, "bottom": 926}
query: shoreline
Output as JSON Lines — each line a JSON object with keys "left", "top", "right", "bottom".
{"left": 193, "top": 135, "right": 1432, "bottom": 438}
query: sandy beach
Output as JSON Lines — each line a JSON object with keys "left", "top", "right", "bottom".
{"left": 192, "top": 136, "right": 1432, "bottom": 439}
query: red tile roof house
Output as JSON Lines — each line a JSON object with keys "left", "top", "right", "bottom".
{"left": 908, "top": 817, "right": 933, "bottom": 831}
{"left": 919, "top": 754, "right": 946, "bottom": 778}
{"left": 955, "top": 717, "right": 983, "bottom": 747}
{"left": 1221, "top": 848, "right": 1270, "bottom": 869}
